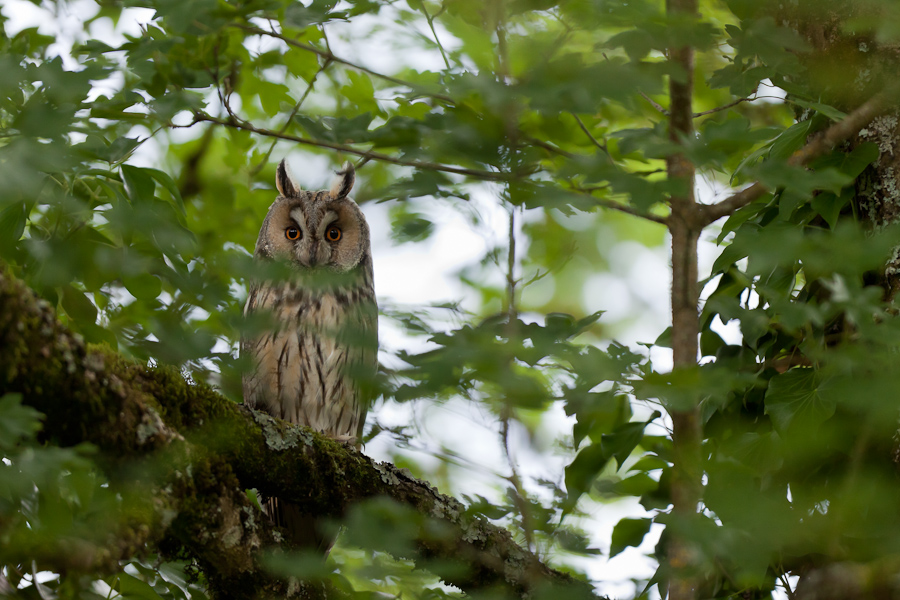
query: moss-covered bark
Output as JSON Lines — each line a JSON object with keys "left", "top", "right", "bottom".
{"left": 0, "top": 268, "right": 598, "bottom": 600}
{"left": 776, "top": 1, "right": 900, "bottom": 300}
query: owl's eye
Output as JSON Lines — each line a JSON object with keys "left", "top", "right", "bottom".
{"left": 285, "top": 227, "right": 301, "bottom": 241}
{"left": 325, "top": 226, "right": 342, "bottom": 242}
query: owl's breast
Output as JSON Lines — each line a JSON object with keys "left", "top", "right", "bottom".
{"left": 242, "top": 283, "right": 375, "bottom": 438}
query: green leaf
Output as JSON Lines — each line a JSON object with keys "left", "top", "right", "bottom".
{"left": 261, "top": 551, "right": 335, "bottom": 579}
{"left": 610, "top": 517, "right": 653, "bottom": 558}
{"left": 124, "top": 274, "right": 162, "bottom": 300}
{"left": 764, "top": 368, "right": 836, "bottom": 432}
{"left": 256, "top": 80, "right": 292, "bottom": 115}
{"left": 564, "top": 443, "right": 608, "bottom": 510}
{"left": 61, "top": 285, "right": 98, "bottom": 325}
{"left": 108, "top": 137, "right": 142, "bottom": 164}
{"left": 144, "top": 167, "right": 186, "bottom": 215}
{"left": 0, "top": 201, "right": 28, "bottom": 256}
{"left": 565, "top": 413, "right": 659, "bottom": 510}
{"left": 390, "top": 213, "right": 433, "bottom": 243}
{"left": 700, "top": 328, "right": 725, "bottom": 358}
{"left": 283, "top": 0, "right": 345, "bottom": 29}
{"left": 283, "top": 50, "right": 321, "bottom": 82}
{"left": 0, "top": 393, "right": 43, "bottom": 450}
{"left": 117, "top": 572, "right": 164, "bottom": 600}
{"left": 791, "top": 98, "right": 847, "bottom": 122}
{"left": 811, "top": 188, "right": 851, "bottom": 229}
{"left": 603, "top": 418, "right": 656, "bottom": 467}
{"left": 768, "top": 119, "right": 813, "bottom": 161}
{"left": 121, "top": 165, "right": 157, "bottom": 204}
{"left": 654, "top": 327, "right": 672, "bottom": 348}
{"left": 811, "top": 142, "right": 880, "bottom": 179}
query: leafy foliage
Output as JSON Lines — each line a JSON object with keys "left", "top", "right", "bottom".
{"left": 4, "top": 0, "right": 900, "bottom": 598}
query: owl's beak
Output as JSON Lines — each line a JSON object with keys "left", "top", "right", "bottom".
{"left": 306, "top": 242, "right": 320, "bottom": 267}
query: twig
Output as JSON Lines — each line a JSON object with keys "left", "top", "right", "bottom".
{"left": 249, "top": 58, "right": 332, "bottom": 176}
{"left": 188, "top": 112, "right": 513, "bottom": 181}
{"left": 570, "top": 113, "right": 609, "bottom": 154}
{"left": 569, "top": 186, "right": 669, "bottom": 224}
{"left": 502, "top": 208, "right": 535, "bottom": 552}
{"left": 526, "top": 136, "right": 576, "bottom": 158}
{"left": 420, "top": 2, "right": 451, "bottom": 70}
{"left": 777, "top": 569, "right": 796, "bottom": 600}
{"left": 641, "top": 91, "right": 669, "bottom": 116}
{"left": 692, "top": 96, "right": 753, "bottom": 118}
{"left": 702, "top": 90, "right": 891, "bottom": 224}
{"left": 644, "top": 89, "right": 754, "bottom": 119}
{"left": 234, "top": 24, "right": 456, "bottom": 104}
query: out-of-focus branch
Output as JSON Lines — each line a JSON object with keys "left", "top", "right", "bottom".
{"left": 795, "top": 561, "right": 900, "bottom": 600}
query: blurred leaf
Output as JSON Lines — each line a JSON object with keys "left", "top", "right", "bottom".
{"left": 117, "top": 572, "right": 164, "bottom": 600}
{"left": 0, "top": 393, "right": 43, "bottom": 450}
{"left": 610, "top": 517, "right": 652, "bottom": 558}
{"left": 124, "top": 273, "right": 162, "bottom": 300}
{"left": 764, "top": 368, "right": 836, "bottom": 433}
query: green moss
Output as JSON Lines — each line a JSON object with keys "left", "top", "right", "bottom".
{"left": 0, "top": 269, "right": 593, "bottom": 600}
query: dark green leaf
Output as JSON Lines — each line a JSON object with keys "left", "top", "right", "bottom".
{"left": 610, "top": 517, "right": 653, "bottom": 558}
{"left": 764, "top": 368, "right": 836, "bottom": 432}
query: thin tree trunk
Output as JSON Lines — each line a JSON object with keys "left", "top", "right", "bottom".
{"left": 666, "top": 0, "right": 703, "bottom": 598}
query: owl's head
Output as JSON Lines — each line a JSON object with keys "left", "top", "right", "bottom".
{"left": 255, "top": 159, "right": 371, "bottom": 273}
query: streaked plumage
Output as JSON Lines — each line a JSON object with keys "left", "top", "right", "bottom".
{"left": 242, "top": 158, "right": 377, "bottom": 552}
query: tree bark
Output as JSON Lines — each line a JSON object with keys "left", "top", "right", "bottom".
{"left": 0, "top": 267, "right": 599, "bottom": 600}
{"left": 666, "top": 1, "right": 703, "bottom": 599}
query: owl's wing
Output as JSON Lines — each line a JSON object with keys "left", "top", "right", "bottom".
{"left": 354, "top": 295, "right": 379, "bottom": 445}
{"left": 241, "top": 282, "right": 269, "bottom": 412}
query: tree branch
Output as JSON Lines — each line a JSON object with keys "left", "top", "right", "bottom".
{"left": 249, "top": 57, "right": 333, "bottom": 177}
{"left": 702, "top": 91, "right": 891, "bottom": 225}
{"left": 189, "top": 112, "right": 514, "bottom": 181}
{"left": 0, "top": 268, "right": 600, "bottom": 600}
{"left": 691, "top": 96, "right": 753, "bottom": 118}
{"left": 794, "top": 561, "right": 900, "bottom": 600}
{"left": 233, "top": 24, "right": 456, "bottom": 105}
{"left": 665, "top": 1, "right": 703, "bottom": 599}
{"left": 570, "top": 113, "right": 609, "bottom": 154}
{"left": 0, "top": 271, "right": 338, "bottom": 599}
{"left": 569, "top": 185, "right": 669, "bottom": 224}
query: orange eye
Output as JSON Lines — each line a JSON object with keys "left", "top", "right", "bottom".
{"left": 326, "top": 226, "right": 342, "bottom": 242}
{"left": 285, "top": 227, "right": 301, "bottom": 241}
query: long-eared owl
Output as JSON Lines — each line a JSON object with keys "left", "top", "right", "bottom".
{"left": 242, "top": 158, "right": 377, "bottom": 552}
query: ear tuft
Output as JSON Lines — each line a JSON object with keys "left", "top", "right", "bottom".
{"left": 276, "top": 159, "right": 299, "bottom": 197}
{"left": 330, "top": 161, "right": 355, "bottom": 199}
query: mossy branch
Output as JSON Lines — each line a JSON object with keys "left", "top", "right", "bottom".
{"left": 0, "top": 269, "right": 599, "bottom": 600}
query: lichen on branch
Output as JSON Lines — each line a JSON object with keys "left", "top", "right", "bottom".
{"left": 0, "top": 268, "right": 599, "bottom": 600}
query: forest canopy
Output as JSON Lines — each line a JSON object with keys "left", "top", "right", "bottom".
{"left": 3, "top": 1, "right": 900, "bottom": 599}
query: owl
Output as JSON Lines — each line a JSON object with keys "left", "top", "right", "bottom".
{"left": 242, "top": 158, "right": 377, "bottom": 553}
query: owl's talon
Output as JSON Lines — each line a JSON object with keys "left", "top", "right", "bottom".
{"left": 332, "top": 434, "right": 358, "bottom": 447}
